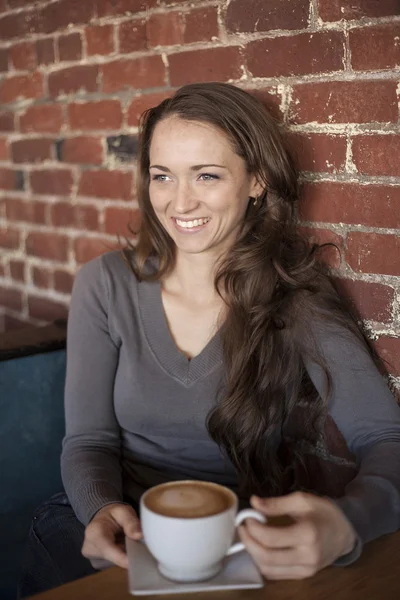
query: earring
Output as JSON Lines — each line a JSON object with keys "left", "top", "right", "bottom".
{"left": 253, "top": 196, "right": 259, "bottom": 206}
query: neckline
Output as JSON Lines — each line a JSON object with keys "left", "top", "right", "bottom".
{"left": 137, "top": 277, "right": 223, "bottom": 385}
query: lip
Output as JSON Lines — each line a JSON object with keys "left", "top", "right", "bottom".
{"left": 171, "top": 217, "right": 211, "bottom": 234}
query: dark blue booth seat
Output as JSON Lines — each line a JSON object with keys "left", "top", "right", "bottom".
{"left": 0, "top": 322, "right": 67, "bottom": 600}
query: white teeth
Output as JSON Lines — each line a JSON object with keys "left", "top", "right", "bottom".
{"left": 175, "top": 217, "right": 210, "bottom": 229}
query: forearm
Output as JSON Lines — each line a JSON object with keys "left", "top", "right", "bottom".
{"left": 333, "top": 441, "right": 400, "bottom": 565}
{"left": 61, "top": 446, "right": 124, "bottom": 526}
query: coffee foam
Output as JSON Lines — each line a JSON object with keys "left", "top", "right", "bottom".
{"left": 144, "top": 482, "right": 233, "bottom": 518}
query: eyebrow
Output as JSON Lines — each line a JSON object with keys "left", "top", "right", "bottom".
{"left": 149, "top": 164, "right": 227, "bottom": 171}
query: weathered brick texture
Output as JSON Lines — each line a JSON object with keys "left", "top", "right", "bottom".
{"left": 0, "top": 0, "right": 398, "bottom": 390}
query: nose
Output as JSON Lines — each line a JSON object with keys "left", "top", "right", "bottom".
{"left": 172, "top": 181, "right": 200, "bottom": 214}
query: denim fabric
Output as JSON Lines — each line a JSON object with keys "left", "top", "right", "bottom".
{"left": 18, "top": 492, "right": 97, "bottom": 598}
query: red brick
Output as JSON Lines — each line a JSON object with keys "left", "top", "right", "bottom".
{"left": 26, "top": 232, "right": 69, "bottom": 261}
{"left": 0, "top": 71, "right": 43, "bottom": 104}
{"left": 36, "top": 38, "right": 55, "bottom": 65}
{"left": 40, "top": 0, "right": 95, "bottom": 34}
{"left": 48, "top": 65, "right": 98, "bottom": 98}
{"left": 0, "top": 48, "right": 7, "bottom": 73}
{"left": 11, "top": 138, "right": 53, "bottom": 164}
{"left": 349, "top": 23, "right": 400, "bottom": 71}
{"left": 10, "top": 42, "right": 37, "bottom": 71}
{"left": 147, "top": 13, "right": 183, "bottom": 48}
{"left": 247, "top": 31, "right": 344, "bottom": 78}
{"left": 164, "top": 0, "right": 207, "bottom": 3}
{"left": 119, "top": 19, "right": 147, "bottom": 53}
{"left": 50, "top": 202, "right": 99, "bottom": 230}
{"left": 299, "top": 226, "right": 343, "bottom": 268}
{"left": 30, "top": 169, "right": 74, "bottom": 196}
{"left": 0, "top": 137, "right": 9, "bottom": 160}
{"left": 184, "top": 7, "right": 219, "bottom": 43}
{"left": 290, "top": 81, "right": 397, "bottom": 125}
{"left": 102, "top": 56, "right": 165, "bottom": 93}
{"left": 374, "top": 336, "right": 400, "bottom": 377}
{"left": 127, "top": 92, "right": 171, "bottom": 126}
{"left": 300, "top": 183, "right": 400, "bottom": 229}
{"left": 9, "top": 260, "right": 26, "bottom": 282}
{"left": 249, "top": 87, "right": 284, "bottom": 121}
{"left": 85, "top": 24, "right": 114, "bottom": 56}
{"left": 58, "top": 32, "right": 83, "bottom": 62}
{"left": 0, "top": 168, "right": 19, "bottom": 191}
{"left": 104, "top": 207, "right": 141, "bottom": 235}
{"left": 28, "top": 295, "right": 68, "bottom": 322}
{"left": 346, "top": 233, "right": 400, "bottom": 276}
{"left": 20, "top": 104, "right": 64, "bottom": 133}
{"left": 32, "top": 266, "right": 52, "bottom": 289}
{"left": 287, "top": 132, "right": 346, "bottom": 174}
{"left": 68, "top": 100, "right": 122, "bottom": 130}
{"left": 79, "top": 169, "right": 133, "bottom": 200}
{"left": 352, "top": 135, "right": 400, "bottom": 177}
{"left": 334, "top": 278, "right": 394, "bottom": 323}
{"left": 3, "top": 314, "right": 29, "bottom": 331}
{"left": 227, "top": 0, "right": 309, "bottom": 33}
{"left": 170, "top": 47, "right": 243, "bottom": 86}
{"left": 54, "top": 269, "right": 74, "bottom": 294}
{"left": 96, "top": 0, "right": 157, "bottom": 18}
{"left": 59, "top": 136, "right": 103, "bottom": 165}
{"left": 0, "top": 286, "right": 22, "bottom": 311}
{"left": 318, "top": 0, "right": 400, "bottom": 21}
{"left": 0, "top": 227, "right": 20, "bottom": 249}
{"left": 74, "top": 236, "right": 117, "bottom": 263}
{"left": 0, "top": 13, "right": 28, "bottom": 41}
{"left": 5, "top": 197, "right": 47, "bottom": 224}
{"left": 0, "top": 112, "right": 14, "bottom": 132}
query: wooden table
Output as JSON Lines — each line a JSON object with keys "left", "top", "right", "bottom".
{"left": 30, "top": 531, "right": 400, "bottom": 600}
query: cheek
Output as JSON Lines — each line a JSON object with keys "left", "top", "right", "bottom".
{"left": 149, "top": 186, "right": 170, "bottom": 213}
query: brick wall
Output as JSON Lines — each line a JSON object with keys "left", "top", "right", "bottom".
{"left": 0, "top": 0, "right": 399, "bottom": 392}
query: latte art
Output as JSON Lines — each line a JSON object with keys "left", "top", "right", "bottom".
{"left": 144, "top": 481, "right": 233, "bottom": 518}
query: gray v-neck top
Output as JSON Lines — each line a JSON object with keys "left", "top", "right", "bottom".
{"left": 61, "top": 251, "right": 400, "bottom": 563}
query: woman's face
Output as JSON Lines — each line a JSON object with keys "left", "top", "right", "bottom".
{"left": 148, "top": 116, "right": 262, "bottom": 260}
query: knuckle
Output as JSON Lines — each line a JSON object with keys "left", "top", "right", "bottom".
{"left": 304, "top": 565, "right": 318, "bottom": 578}
{"left": 306, "top": 546, "right": 321, "bottom": 566}
{"left": 305, "top": 522, "right": 318, "bottom": 545}
{"left": 87, "top": 521, "right": 103, "bottom": 537}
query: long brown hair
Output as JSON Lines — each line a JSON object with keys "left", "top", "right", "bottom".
{"left": 124, "top": 82, "right": 374, "bottom": 498}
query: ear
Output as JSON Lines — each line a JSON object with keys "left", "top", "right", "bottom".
{"left": 249, "top": 174, "right": 265, "bottom": 199}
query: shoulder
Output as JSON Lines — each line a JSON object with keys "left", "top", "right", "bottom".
{"left": 72, "top": 250, "right": 140, "bottom": 310}
{"left": 75, "top": 249, "right": 137, "bottom": 286}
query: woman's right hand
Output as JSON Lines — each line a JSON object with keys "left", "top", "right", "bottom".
{"left": 82, "top": 502, "right": 143, "bottom": 570}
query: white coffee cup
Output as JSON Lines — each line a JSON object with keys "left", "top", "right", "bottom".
{"left": 140, "top": 480, "right": 266, "bottom": 583}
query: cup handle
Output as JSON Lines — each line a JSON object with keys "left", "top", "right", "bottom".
{"left": 226, "top": 509, "right": 267, "bottom": 556}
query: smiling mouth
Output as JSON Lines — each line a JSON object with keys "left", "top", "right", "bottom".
{"left": 173, "top": 217, "right": 211, "bottom": 229}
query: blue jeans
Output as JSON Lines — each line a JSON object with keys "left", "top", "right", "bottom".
{"left": 18, "top": 492, "right": 98, "bottom": 597}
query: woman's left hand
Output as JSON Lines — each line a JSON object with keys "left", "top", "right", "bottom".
{"left": 239, "top": 491, "right": 357, "bottom": 580}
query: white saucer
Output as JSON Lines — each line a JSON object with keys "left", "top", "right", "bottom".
{"left": 126, "top": 539, "right": 264, "bottom": 596}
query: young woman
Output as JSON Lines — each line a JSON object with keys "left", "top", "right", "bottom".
{"left": 20, "top": 82, "right": 400, "bottom": 595}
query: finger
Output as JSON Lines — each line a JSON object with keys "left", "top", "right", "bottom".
{"left": 259, "top": 564, "right": 317, "bottom": 580}
{"left": 244, "top": 518, "right": 315, "bottom": 548}
{"left": 239, "top": 525, "right": 301, "bottom": 568}
{"left": 83, "top": 520, "right": 129, "bottom": 568}
{"left": 111, "top": 505, "right": 142, "bottom": 540}
{"left": 250, "top": 492, "right": 314, "bottom": 517}
{"left": 96, "top": 540, "right": 129, "bottom": 569}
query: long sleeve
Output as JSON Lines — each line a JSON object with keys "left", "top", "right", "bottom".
{"left": 305, "top": 323, "right": 400, "bottom": 563}
{"left": 61, "top": 256, "right": 124, "bottom": 526}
